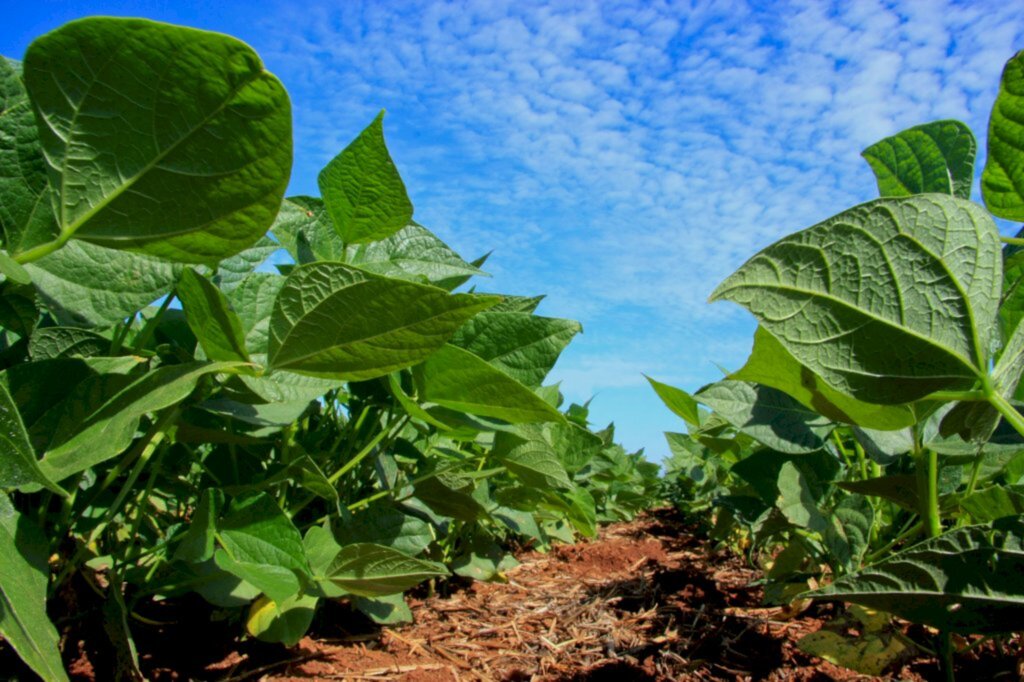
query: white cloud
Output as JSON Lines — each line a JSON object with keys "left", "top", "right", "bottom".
{"left": 258, "top": 0, "right": 1024, "bottom": 455}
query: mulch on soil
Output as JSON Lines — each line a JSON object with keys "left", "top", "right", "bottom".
{"left": 10, "top": 507, "right": 1024, "bottom": 681}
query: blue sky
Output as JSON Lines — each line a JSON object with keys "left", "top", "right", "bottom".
{"left": 4, "top": 1, "right": 1024, "bottom": 460}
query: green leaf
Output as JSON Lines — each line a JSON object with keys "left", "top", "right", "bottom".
{"left": 493, "top": 432, "right": 572, "bottom": 490}
{"left": 959, "top": 485, "right": 1024, "bottom": 522}
{"left": 351, "top": 593, "right": 412, "bottom": 625}
{"left": 0, "top": 380, "right": 66, "bottom": 494}
{"left": 732, "top": 327, "right": 916, "bottom": 430}
{"left": 245, "top": 593, "right": 318, "bottom": 647}
{"left": 838, "top": 475, "right": 919, "bottom": 512}
{"left": 174, "top": 489, "right": 225, "bottom": 563}
{"left": 0, "top": 251, "right": 30, "bottom": 285}
{"left": 214, "top": 236, "right": 280, "bottom": 293}
{"left": 351, "top": 223, "right": 487, "bottom": 285}
{"left": 777, "top": 461, "right": 828, "bottom": 533}
{"left": 215, "top": 493, "right": 309, "bottom": 604}
{"left": 413, "top": 472, "right": 489, "bottom": 522}
{"left": 862, "top": 120, "right": 976, "bottom": 199}
{"left": 323, "top": 543, "right": 447, "bottom": 597}
{"left": 0, "top": 505, "right": 69, "bottom": 682}
{"left": 711, "top": 195, "right": 1001, "bottom": 404}
{"left": 811, "top": 517, "right": 1024, "bottom": 634}
{"left": 318, "top": 112, "right": 413, "bottom": 245}
{"left": 25, "top": 240, "right": 182, "bottom": 327}
{"left": 178, "top": 268, "right": 250, "bottom": 363}
{"left": 335, "top": 506, "right": 432, "bottom": 557}
{"left": 696, "top": 380, "right": 833, "bottom": 454}
{"left": 28, "top": 327, "right": 108, "bottom": 360}
{"left": 1000, "top": 230, "right": 1024, "bottom": 343}
{"left": 983, "top": 51, "right": 1024, "bottom": 221}
{"left": 451, "top": 312, "right": 580, "bottom": 388}
{"left": 271, "top": 197, "right": 344, "bottom": 263}
{"left": 268, "top": 262, "right": 497, "bottom": 380}
{"left": 646, "top": 375, "right": 702, "bottom": 428}
{"left": 0, "top": 58, "right": 59, "bottom": 256}
{"left": 826, "top": 494, "right": 875, "bottom": 571}
{"left": 224, "top": 271, "right": 285, "bottom": 355}
{"left": 452, "top": 535, "right": 518, "bottom": 581}
{"left": 414, "top": 344, "right": 566, "bottom": 423}
{"left": 23, "top": 17, "right": 292, "bottom": 263}
{"left": 39, "top": 361, "right": 245, "bottom": 481}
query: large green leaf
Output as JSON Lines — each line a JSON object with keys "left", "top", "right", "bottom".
{"left": 350, "top": 223, "right": 486, "bottom": 285}
{"left": 414, "top": 344, "right": 565, "bottom": 423}
{"left": 214, "top": 493, "right": 309, "bottom": 604}
{"left": 1000, "top": 229, "right": 1024, "bottom": 343}
{"left": 334, "top": 506, "right": 432, "bottom": 557}
{"left": 646, "top": 376, "right": 702, "bottom": 428}
{"left": 711, "top": 195, "right": 1001, "bottom": 404}
{"left": 322, "top": 543, "right": 447, "bottom": 597}
{"left": 0, "top": 381, "right": 64, "bottom": 494}
{"left": 271, "top": 197, "right": 344, "bottom": 263}
{"left": 39, "top": 361, "right": 245, "bottom": 481}
{"left": 22, "top": 17, "right": 291, "bottom": 263}
{"left": 492, "top": 430, "right": 572, "bottom": 490}
{"left": 732, "top": 327, "right": 916, "bottom": 430}
{"left": 224, "top": 271, "right": 285, "bottom": 355}
{"left": 214, "top": 236, "right": 280, "bottom": 293}
{"left": 0, "top": 58, "right": 58, "bottom": 256}
{"left": 862, "top": 120, "right": 976, "bottom": 199}
{"left": 268, "top": 262, "right": 497, "bottom": 380}
{"left": 0, "top": 503, "right": 68, "bottom": 682}
{"left": 811, "top": 517, "right": 1024, "bottom": 634}
{"left": 25, "top": 240, "right": 181, "bottom": 327}
{"left": 318, "top": 112, "right": 412, "bottom": 245}
{"left": 982, "top": 50, "right": 1024, "bottom": 221}
{"left": 696, "top": 380, "right": 833, "bottom": 455}
{"left": 28, "top": 327, "right": 108, "bottom": 360}
{"left": 245, "top": 593, "right": 317, "bottom": 647}
{"left": 178, "top": 268, "right": 250, "bottom": 363}
{"left": 451, "top": 312, "right": 580, "bottom": 388}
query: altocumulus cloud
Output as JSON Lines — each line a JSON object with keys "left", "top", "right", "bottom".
{"left": 260, "top": 0, "right": 1024, "bottom": 457}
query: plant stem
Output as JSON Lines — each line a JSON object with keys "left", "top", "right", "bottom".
{"left": 916, "top": 447, "right": 955, "bottom": 681}
{"left": 1001, "top": 236, "right": 1024, "bottom": 246}
{"left": 987, "top": 391, "right": 1024, "bottom": 440}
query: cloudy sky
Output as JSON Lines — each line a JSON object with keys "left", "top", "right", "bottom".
{"left": 4, "top": 1, "right": 1024, "bottom": 459}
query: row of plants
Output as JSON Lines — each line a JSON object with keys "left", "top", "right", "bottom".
{"left": 651, "top": 49, "right": 1024, "bottom": 678}
{"left": 0, "top": 17, "right": 662, "bottom": 681}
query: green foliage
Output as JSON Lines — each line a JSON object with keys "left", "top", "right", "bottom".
{"left": 0, "top": 17, "right": 661, "bottom": 678}
{"left": 654, "top": 48, "right": 1024, "bottom": 678}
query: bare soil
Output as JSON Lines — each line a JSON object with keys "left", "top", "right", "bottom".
{"left": 5, "top": 508, "right": 1023, "bottom": 681}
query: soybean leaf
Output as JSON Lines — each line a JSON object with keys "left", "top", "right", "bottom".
{"left": 351, "top": 223, "right": 486, "bottom": 285}
{"left": 862, "top": 120, "right": 976, "bottom": 199}
{"left": 811, "top": 517, "right": 1024, "bottom": 634}
{"left": 492, "top": 431, "right": 572, "bottom": 490}
{"left": 711, "top": 195, "right": 1001, "bottom": 404}
{"left": 224, "top": 271, "right": 285, "bottom": 355}
{"left": 351, "top": 593, "right": 412, "bottom": 625}
{"left": 28, "top": 327, "right": 108, "bottom": 360}
{"left": 983, "top": 51, "right": 1024, "bottom": 221}
{"left": 271, "top": 197, "right": 344, "bottom": 263}
{"left": 777, "top": 461, "right": 827, "bottom": 533}
{"left": 959, "top": 485, "right": 1024, "bottom": 522}
{"left": 39, "top": 361, "right": 246, "bottom": 481}
{"left": 215, "top": 492, "right": 309, "bottom": 604}
{"left": 200, "top": 398, "right": 312, "bottom": 428}
{"left": 25, "top": 240, "right": 181, "bottom": 327}
{"left": 335, "top": 506, "right": 432, "bottom": 557}
{"left": 838, "top": 475, "right": 919, "bottom": 511}
{"left": 178, "top": 268, "right": 250, "bottom": 363}
{"left": 23, "top": 17, "right": 292, "bottom": 263}
{"left": 826, "top": 494, "right": 875, "bottom": 571}
{"left": 174, "top": 488, "right": 224, "bottom": 563}
{"left": 413, "top": 344, "right": 565, "bottom": 423}
{"left": 318, "top": 112, "right": 413, "bottom": 245}
{"left": 732, "top": 327, "right": 916, "bottom": 430}
{"left": 434, "top": 252, "right": 491, "bottom": 292}
{"left": 245, "top": 593, "right": 318, "bottom": 647}
{"left": 0, "top": 58, "right": 58, "bottom": 256}
{"left": 696, "top": 380, "right": 833, "bottom": 455}
{"left": 268, "top": 262, "right": 497, "bottom": 380}
{"left": 453, "top": 535, "right": 518, "bottom": 581}
{"left": 0, "top": 381, "right": 65, "bottom": 494}
{"left": 214, "top": 236, "right": 280, "bottom": 293}
{"left": 0, "top": 504, "right": 68, "bottom": 682}
{"left": 451, "top": 312, "right": 580, "bottom": 388}
{"left": 0, "top": 252, "right": 30, "bottom": 285}
{"left": 646, "top": 375, "right": 702, "bottom": 428}
{"left": 323, "top": 543, "right": 447, "bottom": 597}
{"left": 1001, "top": 228, "right": 1024, "bottom": 342}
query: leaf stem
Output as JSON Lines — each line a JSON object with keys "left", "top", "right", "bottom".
{"left": 1001, "top": 236, "right": 1024, "bottom": 246}
{"left": 987, "top": 391, "right": 1024, "bottom": 440}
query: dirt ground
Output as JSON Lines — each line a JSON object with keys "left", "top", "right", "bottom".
{"left": 7, "top": 508, "right": 1024, "bottom": 681}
